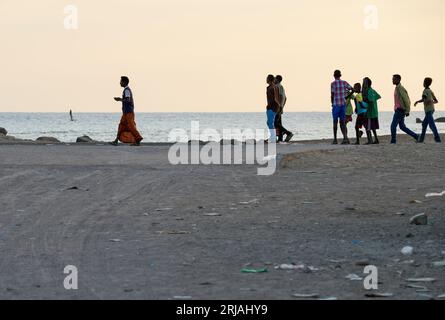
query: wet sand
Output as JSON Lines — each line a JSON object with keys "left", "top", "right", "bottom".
{"left": 0, "top": 135, "right": 444, "bottom": 300}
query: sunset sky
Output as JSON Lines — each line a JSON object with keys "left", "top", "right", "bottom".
{"left": 1, "top": 0, "right": 444, "bottom": 112}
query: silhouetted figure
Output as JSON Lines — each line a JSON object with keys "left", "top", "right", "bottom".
{"left": 362, "top": 77, "right": 381, "bottom": 144}
{"left": 352, "top": 83, "right": 368, "bottom": 145}
{"left": 265, "top": 74, "right": 280, "bottom": 143}
{"left": 331, "top": 70, "right": 351, "bottom": 144}
{"left": 414, "top": 77, "right": 441, "bottom": 143}
{"left": 110, "top": 76, "right": 143, "bottom": 146}
{"left": 390, "top": 74, "right": 419, "bottom": 144}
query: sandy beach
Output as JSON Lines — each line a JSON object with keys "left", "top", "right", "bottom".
{"left": 0, "top": 134, "right": 444, "bottom": 300}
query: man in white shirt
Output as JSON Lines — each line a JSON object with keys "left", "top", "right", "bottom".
{"left": 110, "top": 76, "right": 143, "bottom": 146}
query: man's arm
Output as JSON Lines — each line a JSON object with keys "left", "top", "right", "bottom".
{"left": 414, "top": 96, "right": 425, "bottom": 107}
{"left": 116, "top": 88, "right": 132, "bottom": 102}
{"left": 432, "top": 92, "right": 439, "bottom": 104}
{"left": 274, "top": 86, "right": 281, "bottom": 107}
{"left": 373, "top": 90, "right": 382, "bottom": 101}
{"left": 114, "top": 97, "right": 131, "bottom": 102}
{"left": 430, "top": 92, "right": 438, "bottom": 104}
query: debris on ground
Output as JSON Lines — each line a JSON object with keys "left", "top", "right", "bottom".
{"left": 157, "top": 231, "right": 191, "bottom": 235}
{"left": 241, "top": 268, "right": 268, "bottom": 274}
{"left": 425, "top": 191, "right": 445, "bottom": 198}
{"left": 410, "top": 213, "right": 428, "bottom": 226}
{"left": 345, "top": 274, "right": 363, "bottom": 281}
{"left": 401, "top": 246, "right": 414, "bottom": 256}
{"left": 291, "top": 293, "right": 319, "bottom": 299}
{"left": 405, "top": 284, "right": 429, "bottom": 292}
{"left": 355, "top": 260, "right": 371, "bottom": 267}
{"left": 155, "top": 208, "right": 173, "bottom": 212}
{"left": 432, "top": 260, "right": 445, "bottom": 267}
{"left": 239, "top": 199, "right": 259, "bottom": 205}
{"left": 276, "top": 264, "right": 305, "bottom": 270}
{"left": 365, "top": 293, "right": 394, "bottom": 298}
{"left": 406, "top": 278, "right": 436, "bottom": 283}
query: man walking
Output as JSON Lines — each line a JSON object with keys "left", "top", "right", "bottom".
{"left": 331, "top": 70, "right": 352, "bottom": 144}
{"left": 274, "top": 75, "right": 294, "bottom": 143}
{"left": 266, "top": 74, "right": 280, "bottom": 143}
{"left": 390, "top": 74, "right": 419, "bottom": 144}
{"left": 414, "top": 77, "right": 441, "bottom": 143}
{"left": 111, "top": 76, "right": 144, "bottom": 146}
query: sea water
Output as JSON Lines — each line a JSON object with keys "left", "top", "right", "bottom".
{"left": 0, "top": 112, "right": 443, "bottom": 143}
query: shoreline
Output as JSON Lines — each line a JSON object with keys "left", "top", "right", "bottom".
{"left": 1, "top": 134, "right": 443, "bottom": 146}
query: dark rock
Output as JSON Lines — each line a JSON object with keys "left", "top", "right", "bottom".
{"left": 355, "top": 260, "right": 371, "bottom": 267}
{"left": 0, "top": 127, "right": 7, "bottom": 135}
{"left": 416, "top": 118, "right": 423, "bottom": 124}
{"left": 76, "top": 135, "right": 94, "bottom": 143}
{"left": 36, "top": 136, "right": 60, "bottom": 143}
{"left": 436, "top": 117, "right": 445, "bottom": 123}
{"left": 365, "top": 293, "right": 394, "bottom": 298}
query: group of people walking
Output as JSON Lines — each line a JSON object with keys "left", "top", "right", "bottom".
{"left": 328, "top": 70, "right": 441, "bottom": 145}
{"left": 110, "top": 76, "right": 144, "bottom": 146}
{"left": 109, "top": 73, "right": 441, "bottom": 147}
{"left": 265, "top": 74, "right": 294, "bottom": 143}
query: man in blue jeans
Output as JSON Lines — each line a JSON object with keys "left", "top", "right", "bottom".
{"left": 266, "top": 74, "right": 281, "bottom": 143}
{"left": 414, "top": 77, "right": 441, "bottom": 143}
{"left": 390, "top": 74, "right": 419, "bottom": 144}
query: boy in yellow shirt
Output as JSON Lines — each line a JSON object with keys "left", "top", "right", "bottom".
{"left": 415, "top": 77, "right": 441, "bottom": 143}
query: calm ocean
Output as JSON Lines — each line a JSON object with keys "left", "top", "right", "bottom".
{"left": 0, "top": 112, "right": 443, "bottom": 143}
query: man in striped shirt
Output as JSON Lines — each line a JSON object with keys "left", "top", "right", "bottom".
{"left": 331, "top": 70, "right": 352, "bottom": 144}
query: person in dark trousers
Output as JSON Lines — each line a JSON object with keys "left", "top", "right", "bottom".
{"left": 390, "top": 74, "right": 419, "bottom": 144}
{"left": 110, "top": 76, "right": 143, "bottom": 146}
{"left": 414, "top": 77, "right": 441, "bottom": 143}
{"left": 274, "top": 75, "right": 294, "bottom": 142}
{"left": 331, "top": 70, "right": 352, "bottom": 144}
{"left": 265, "top": 74, "right": 281, "bottom": 143}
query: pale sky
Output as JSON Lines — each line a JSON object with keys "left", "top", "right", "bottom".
{"left": 1, "top": 0, "right": 444, "bottom": 112}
